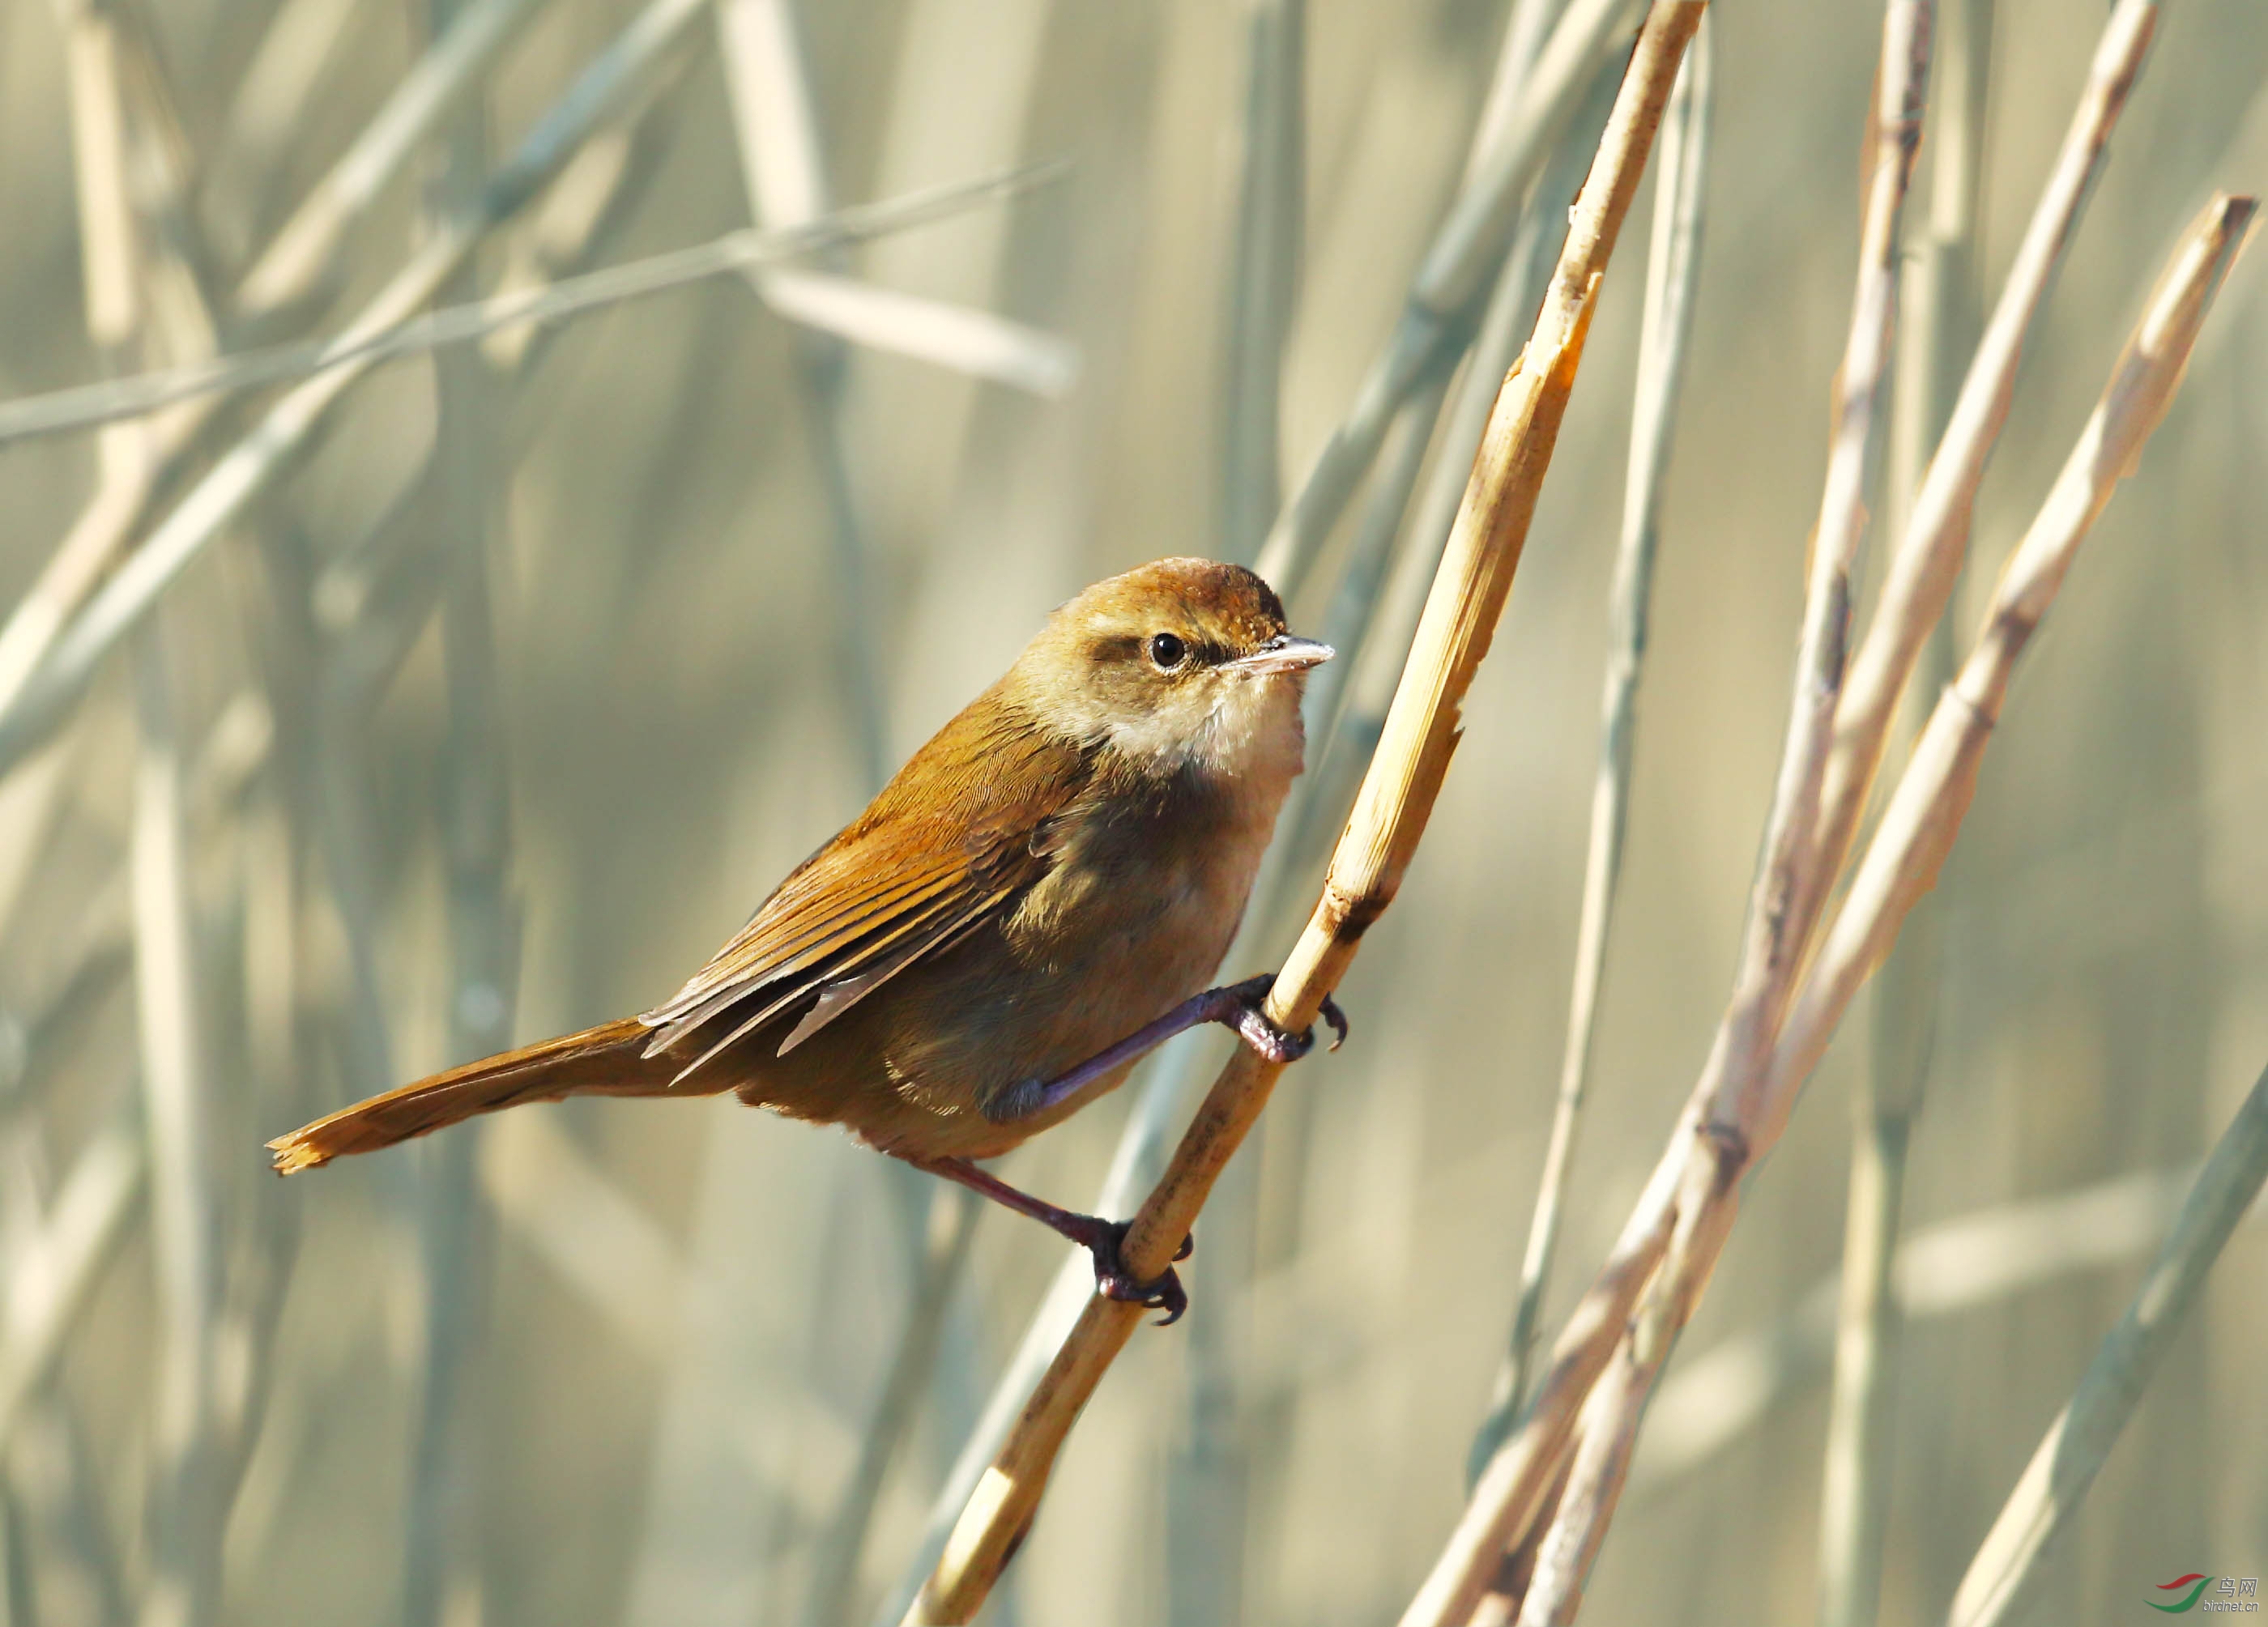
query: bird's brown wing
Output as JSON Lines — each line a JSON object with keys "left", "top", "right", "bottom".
{"left": 637, "top": 692, "right": 1089, "bottom": 1081}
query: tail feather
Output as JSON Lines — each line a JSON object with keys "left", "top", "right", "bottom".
{"left": 268, "top": 1017, "right": 718, "bottom": 1173}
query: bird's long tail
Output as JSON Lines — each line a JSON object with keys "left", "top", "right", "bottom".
{"left": 268, "top": 1017, "right": 721, "bottom": 1173}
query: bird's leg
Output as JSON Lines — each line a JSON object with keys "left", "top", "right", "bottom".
{"left": 982, "top": 973, "right": 1349, "bottom": 1127}
{"left": 938, "top": 977, "right": 1344, "bottom": 1323}
{"left": 914, "top": 1155, "right": 1194, "bottom": 1325}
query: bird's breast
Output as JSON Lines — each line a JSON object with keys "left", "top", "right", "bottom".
{"left": 1016, "top": 759, "right": 1285, "bottom": 981}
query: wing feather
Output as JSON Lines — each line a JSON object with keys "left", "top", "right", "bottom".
{"left": 774, "top": 884, "right": 1011, "bottom": 1055}
{"left": 637, "top": 690, "right": 1088, "bottom": 1075}
{"left": 639, "top": 865, "right": 970, "bottom": 1050}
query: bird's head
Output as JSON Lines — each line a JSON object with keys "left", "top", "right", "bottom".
{"left": 1011, "top": 557, "right": 1332, "bottom": 781}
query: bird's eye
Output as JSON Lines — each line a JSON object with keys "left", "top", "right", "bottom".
{"left": 1147, "top": 632, "right": 1187, "bottom": 669}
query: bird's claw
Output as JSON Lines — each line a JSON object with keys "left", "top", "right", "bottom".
{"left": 1221, "top": 974, "right": 1350, "bottom": 1064}
{"left": 1067, "top": 1216, "right": 1192, "bottom": 1327}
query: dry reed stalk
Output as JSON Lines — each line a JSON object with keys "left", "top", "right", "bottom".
{"left": 1882, "top": 0, "right": 1991, "bottom": 559}
{"left": 718, "top": 0, "right": 1072, "bottom": 397}
{"left": 230, "top": 0, "right": 550, "bottom": 330}
{"left": 1464, "top": 2, "right": 1933, "bottom": 1612}
{"left": 1445, "top": 192, "right": 2254, "bottom": 1627}
{"left": 218, "top": 790, "right": 309, "bottom": 1548}
{"left": 0, "top": 696, "right": 267, "bottom": 1110}
{"left": 1717, "top": 0, "right": 1933, "bottom": 1131}
{"left": 0, "top": 163, "right": 1064, "bottom": 451}
{"left": 1169, "top": 7, "right": 1306, "bottom": 1618}
{"left": 1510, "top": 1324, "right": 1655, "bottom": 1625}
{"left": 902, "top": 7, "right": 1706, "bottom": 1620}
{"left": 102, "top": 2, "right": 222, "bottom": 352}
{"left": 479, "top": 101, "right": 683, "bottom": 377}
{"left": 1383, "top": 45, "right": 1623, "bottom": 795}
{"left": 205, "top": 0, "right": 366, "bottom": 258}
{"left": 1291, "top": 55, "right": 1625, "bottom": 1094}
{"left": 130, "top": 624, "right": 224, "bottom": 1627}
{"left": 805, "top": 1183, "right": 979, "bottom": 1627}
{"left": 1288, "top": 0, "right": 1614, "bottom": 886}
{"left": 717, "top": 0, "right": 887, "bottom": 794}
{"left": 1817, "top": 1092, "right": 1916, "bottom": 1625}
{"left": 0, "top": 1124, "right": 144, "bottom": 1443}
{"left": 6, "top": 1397, "right": 131, "bottom": 1625}
{"left": 0, "top": 0, "right": 716, "bottom": 788}
{"left": 1409, "top": 0, "right": 1934, "bottom": 1610}
{"left": 1501, "top": 1186, "right": 1731, "bottom": 1626}
{"left": 56, "top": 19, "right": 223, "bottom": 1621}
{"left": 0, "top": 0, "right": 156, "bottom": 736}
{"left": 1464, "top": 1462, "right": 1570, "bottom": 1627}
{"left": 1251, "top": 0, "right": 1645, "bottom": 598}
{"left": 59, "top": 0, "right": 140, "bottom": 380}
{"left": 475, "top": 1114, "right": 688, "bottom": 1356}
{"left": 1818, "top": 3, "right": 1991, "bottom": 1622}
{"left": 1469, "top": 0, "right": 1575, "bottom": 190}
{"left": 0, "top": 0, "right": 549, "bottom": 729}
{"left": 1765, "top": 192, "right": 2253, "bottom": 1132}
{"left": 1636, "top": 1161, "right": 2227, "bottom": 1496}
{"left": 13, "top": 22, "right": 680, "bottom": 1595}
{"left": 1487, "top": 5, "right": 1709, "bottom": 1453}
{"left": 0, "top": 696, "right": 268, "bottom": 1463}
{"left": 1805, "top": 0, "right": 2159, "bottom": 948}
{"left": 751, "top": 270, "right": 1078, "bottom": 396}
{"left": 1302, "top": 358, "right": 1462, "bottom": 769}
{"left": 1218, "top": 0, "right": 1305, "bottom": 566}
{"left": 403, "top": 17, "right": 510, "bottom": 1621}
{"left": 1946, "top": 1059, "right": 2268, "bottom": 1627}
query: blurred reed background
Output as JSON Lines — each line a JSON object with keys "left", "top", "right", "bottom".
{"left": 0, "top": 0, "right": 2263, "bottom": 1625}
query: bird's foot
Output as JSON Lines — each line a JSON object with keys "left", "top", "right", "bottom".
{"left": 915, "top": 1156, "right": 1195, "bottom": 1324}
{"left": 1215, "top": 973, "right": 1349, "bottom": 1064}
{"left": 1058, "top": 1214, "right": 1195, "bottom": 1327}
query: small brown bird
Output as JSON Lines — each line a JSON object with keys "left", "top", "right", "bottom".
{"left": 270, "top": 557, "right": 1343, "bottom": 1320}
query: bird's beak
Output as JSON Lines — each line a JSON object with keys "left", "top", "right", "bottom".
{"left": 1229, "top": 634, "right": 1334, "bottom": 675}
